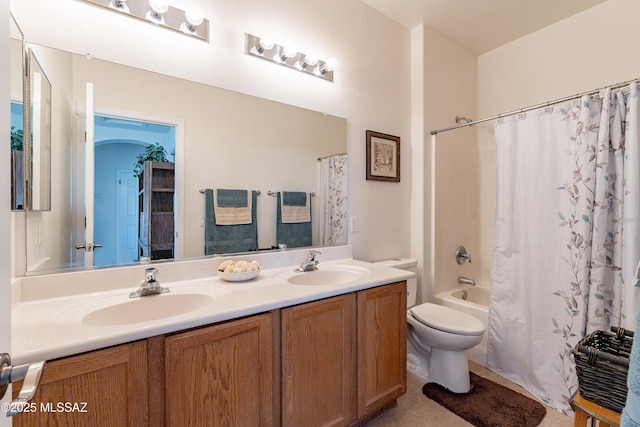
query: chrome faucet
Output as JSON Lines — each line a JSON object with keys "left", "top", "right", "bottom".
{"left": 295, "top": 250, "right": 321, "bottom": 272}
{"left": 458, "top": 276, "right": 476, "bottom": 287}
{"left": 130, "top": 268, "right": 170, "bottom": 298}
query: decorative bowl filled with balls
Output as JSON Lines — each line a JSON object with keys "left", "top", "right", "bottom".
{"left": 217, "top": 260, "right": 261, "bottom": 282}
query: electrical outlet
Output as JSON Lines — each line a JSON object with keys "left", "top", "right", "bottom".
{"left": 349, "top": 216, "right": 358, "bottom": 233}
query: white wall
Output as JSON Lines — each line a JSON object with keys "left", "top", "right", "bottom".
{"left": 11, "top": 0, "right": 412, "bottom": 265}
{"left": 1, "top": 3, "right": 12, "bottom": 423}
{"left": 476, "top": 0, "right": 640, "bottom": 280}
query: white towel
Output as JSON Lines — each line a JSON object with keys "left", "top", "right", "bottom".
{"left": 281, "top": 192, "right": 310, "bottom": 224}
{"left": 214, "top": 190, "right": 252, "bottom": 225}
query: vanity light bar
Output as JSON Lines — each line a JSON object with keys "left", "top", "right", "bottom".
{"left": 77, "top": 0, "right": 209, "bottom": 42}
{"left": 245, "top": 33, "right": 335, "bottom": 82}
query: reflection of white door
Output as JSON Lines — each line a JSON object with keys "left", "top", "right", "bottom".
{"left": 116, "top": 169, "right": 139, "bottom": 263}
{"left": 76, "top": 82, "right": 100, "bottom": 267}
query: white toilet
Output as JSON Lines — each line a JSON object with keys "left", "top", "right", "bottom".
{"left": 374, "top": 258, "right": 486, "bottom": 393}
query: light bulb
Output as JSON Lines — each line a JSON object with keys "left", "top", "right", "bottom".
{"left": 185, "top": 8, "right": 204, "bottom": 27}
{"left": 110, "top": 0, "right": 129, "bottom": 13}
{"left": 284, "top": 45, "right": 297, "bottom": 58}
{"left": 259, "top": 37, "right": 275, "bottom": 51}
{"left": 304, "top": 54, "right": 318, "bottom": 67}
{"left": 147, "top": 0, "right": 169, "bottom": 23}
{"left": 149, "top": 0, "right": 169, "bottom": 14}
{"left": 180, "top": 8, "right": 204, "bottom": 34}
{"left": 324, "top": 57, "right": 337, "bottom": 71}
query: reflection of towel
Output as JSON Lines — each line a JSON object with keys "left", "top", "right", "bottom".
{"left": 633, "top": 258, "right": 640, "bottom": 287}
{"left": 622, "top": 298, "right": 640, "bottom": 426}
{"left": 214, "top": 189, "right": 251, "bottom": 225}
{"left": 205, "top": 189, "right": 258, "bottom": 255}
{"left": 281, "top": 191, "right": 310, "bottom": 223}
{"left": 277, "top": 192, "right": 311, "bottom": 248}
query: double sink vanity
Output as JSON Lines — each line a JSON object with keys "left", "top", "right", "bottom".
{"left": 11, "top": 246, "right": 413, "bottom": 426}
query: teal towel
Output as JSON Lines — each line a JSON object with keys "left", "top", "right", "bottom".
{"left": 282, "top": 191, "right": 307, "bottom": 206}
{"left": 216, "top": 189, "right": 248, "bottom": 207}
{"left": 204, "top": 189, "right": 258, "bottom": 255}
{"left": 276, "top": 192, "right": 311, "bottom": 248}
{"left": 622, "top": 297, "right": 640, "bottom": 426}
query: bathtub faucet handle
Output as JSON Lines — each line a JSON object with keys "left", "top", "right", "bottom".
{"left": 455, "top": 246, "right": 472, "bottom": 264}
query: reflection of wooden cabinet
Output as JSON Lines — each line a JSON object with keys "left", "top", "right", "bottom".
{"left": 357, "top": 281, "right": 407, "bottom": 419}
{"left": 11, "top": 150, "right": 24, "bottom": 210}
{"left": 165, "top": 313, "right": 276, "bottom": 427}
{"left": 282, "top": 294, "right": 357, "bottom": 427}
{"left": 138, "top": 161, "right": 174, "bottom": 260}
{"left": 13, "top": 341, "right": 148, "bottom": 427}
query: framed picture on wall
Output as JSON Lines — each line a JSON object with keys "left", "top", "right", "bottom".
{"left": 366, "top": 130, "right": 400, "bottom": 182}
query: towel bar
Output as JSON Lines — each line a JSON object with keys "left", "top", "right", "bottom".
{"left": 199, "top": 189, "right": 261, "bottom": 195}
{"left": 267, "top": 191, "right": 315, "bottom": 197}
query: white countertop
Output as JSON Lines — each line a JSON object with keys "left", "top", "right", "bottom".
{"left": 12, "top": 251, "right": 414, "bottom": 365}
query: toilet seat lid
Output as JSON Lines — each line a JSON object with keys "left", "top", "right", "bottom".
{"left": 410, "top": 303, "right": 485, "bottom": 336}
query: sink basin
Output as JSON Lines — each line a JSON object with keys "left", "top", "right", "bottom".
{"left": 273, "top": 265, "right": 369, "bottom": 286}
{"left": 81, "top": 293, "right": 213, "bottom": 326}
{"left": 57, "top": 285, "right": 229, "bottom": 327}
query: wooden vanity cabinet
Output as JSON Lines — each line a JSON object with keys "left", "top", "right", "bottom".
{"left": 357, "top": 281, "right": 407, "bottom": 419}
{"left": 12, "top": 341, "right": 148, "bottom": 427}
{"left": 13, "top": 281, "right": 406, "bottom": 427}
{"left": 164, "top": 312, "right": 277, "bottom": 427}
{"left": 281, "top": 281, "right": 407, "bottom": 427}
{"left": 281, "top": 293, "right": 357, "bottom": 427}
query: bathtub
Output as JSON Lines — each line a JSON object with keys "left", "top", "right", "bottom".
{"left": 433, "top": 286, "right": 489, "bottom": 366}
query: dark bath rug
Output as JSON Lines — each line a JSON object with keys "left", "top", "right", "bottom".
{"left": 422, "top": 372, "right": 547, "bottom": 427}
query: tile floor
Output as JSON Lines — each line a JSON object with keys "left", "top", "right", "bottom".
{"left": 367, "top": 362, "right": 573, "bottom": 426}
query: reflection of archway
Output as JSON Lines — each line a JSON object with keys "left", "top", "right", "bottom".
{"left": 93, "top": 113, "right": 176, "bottom": 266}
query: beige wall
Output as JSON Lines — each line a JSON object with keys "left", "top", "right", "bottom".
{"left": 475, "top": 0, "right": 640, "bottom": 282}
{"left": 423, "top": 26, "right": 478, "bottom": 300}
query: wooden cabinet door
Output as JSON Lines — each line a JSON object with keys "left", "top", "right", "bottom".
{"left": 357, "top": 281, "right": 407, "bottom": 418}
{"left": 281, "top": 294, "right": 356, "bottom": 427}
{"left": 165, "top": 313, "right": 275, "bottom": 427}
{"left": 13, "top": 341, "right": 148, "bottom": 427}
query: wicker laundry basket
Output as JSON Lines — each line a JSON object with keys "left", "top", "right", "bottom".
{"left": 573, "top": 327, "right": 633, "bottom": 413}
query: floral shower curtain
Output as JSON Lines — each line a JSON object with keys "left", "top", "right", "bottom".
{"left": 317, "top": 154, "right": 347, "bottom": 246}
{"left": 488, "top": 84, "right": 640, "bottom": 414}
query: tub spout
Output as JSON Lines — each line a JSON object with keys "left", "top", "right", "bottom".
{"left": 458, "top": 276, "right": 476, "bottom": 286}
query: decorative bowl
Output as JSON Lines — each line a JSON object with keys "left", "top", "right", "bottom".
{"left": 218, "top": 269, "right": 261, "bottom": 282}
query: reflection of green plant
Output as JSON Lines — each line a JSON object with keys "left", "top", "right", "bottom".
{"left": 10, "top": 126, "right": 23, "bottom": 151}
{"left": 133, "top": 142, "right": 171, "bottom": 178}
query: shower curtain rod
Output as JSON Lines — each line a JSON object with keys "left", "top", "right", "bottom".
{"left": 429, "top": 76, "right": 640, "bottom": 135}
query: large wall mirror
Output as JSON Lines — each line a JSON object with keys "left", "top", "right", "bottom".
{"left": 19, "top": 42, "right": 348, "bottom": 274}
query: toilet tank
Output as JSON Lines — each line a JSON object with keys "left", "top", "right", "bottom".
{"left": 374, "top": 258, "right": 418, "bottom": 307}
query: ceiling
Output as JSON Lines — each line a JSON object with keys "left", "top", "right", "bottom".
{"left": 359, "top": 0, "right": 607, "bottom": 54}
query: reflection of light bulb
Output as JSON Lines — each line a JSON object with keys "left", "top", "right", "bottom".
{"left": 147, "top": 0, "right": 169, "bottom": 23}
